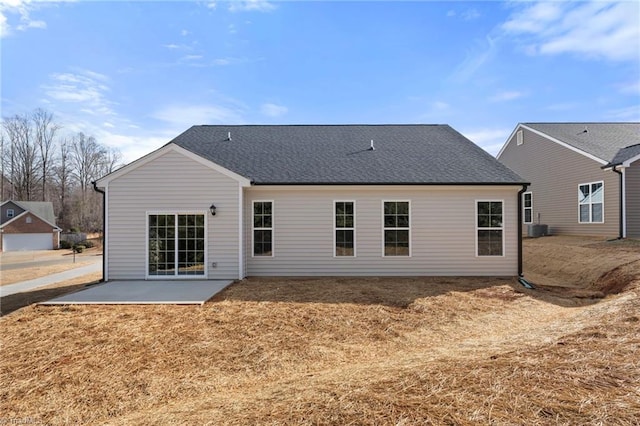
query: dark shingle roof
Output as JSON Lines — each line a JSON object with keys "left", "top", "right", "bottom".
{"left": 168, "top": 125, "right": 526, "bottom": 185}
{"left": 523, "top": 122, "right": 640, "bottom": 162}
{"left": 606, "top": 143, "right": 640, "bottom": 167}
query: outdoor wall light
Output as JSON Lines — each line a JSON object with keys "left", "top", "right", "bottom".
{"left": 209, "top": 204, "right": 217, "bottom": 216}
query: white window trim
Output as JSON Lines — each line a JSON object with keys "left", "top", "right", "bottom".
{"left": 145, "top": 211, "right": 208, "bottom": 280}
{"left": 252, "top": 200, "right": 274, "bottom": 258}
{"left": 516, "top": 129, "right": 523, "bottom": 146}
{"left": 334, "top": 200, "right": 356, "bottom": 257}
{"left": 7, "top": 208, "right": 14, "bottom": 218}
{"left": 578, "top": 181, "right": 604, "bottom": 224}
{"left": 523, "top": 192, "right": 533, "bottom": 224}
{"left": 475, "top": 199, "right": 505, "bottom": 258}
{"left": 381, "top": 200, "right": 412, "bottom": 258}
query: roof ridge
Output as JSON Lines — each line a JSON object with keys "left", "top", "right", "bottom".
{"left": 193, "top": 124, "right": 448, "bottom": 128}
{"left": 523, "top": 121, "right": 640, "bottom": 125}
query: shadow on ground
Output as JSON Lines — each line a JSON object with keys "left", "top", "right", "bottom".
{"left": 1, "top": 280, "right": 100, "bottom": 316}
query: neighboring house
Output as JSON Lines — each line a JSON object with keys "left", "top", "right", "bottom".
{"left": 94, "top": 125, "right": 528, "bottom": 281}
{"left": 0, "top": 200, "right": 62, "bottom": 251}
{"left": 497, "top": 122, "right": 640, "bottom": 239}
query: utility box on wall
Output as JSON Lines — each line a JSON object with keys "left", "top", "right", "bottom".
{"left": 528, "top": 224, "right": 548, "bottom": 238}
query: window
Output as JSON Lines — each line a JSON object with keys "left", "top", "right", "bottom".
{"left": 148, "top": 213, "right": 205, "bottom": 276}
{"left": 578, "top": 181, "right": 604, "bottom": 223}
{"left": 383, "top": 201, "right": 410, "bottom": 256}
{"left": 523, "top": 192, "right": 533, "bottom": 224}
{"left": 477, "top": 201, "right": 503, "bottom": 256}
{"left": 7, "top": 209, "right": 14, "bottom": 218}
{"left": 26, "top": 216, "right": 32, "bottom": 224}
{"left": 516, "top": 130, "right": 523, "bottom": 146}
{"left": 335, "top": 201, "right": 355, "bottom": 256}
{"left": 253, "top": 201, "right": 273, "bottom": 256}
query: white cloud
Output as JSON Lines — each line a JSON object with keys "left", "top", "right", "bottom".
{"left": 260, "top": 103, "right": 288, "bottom": 117}
{"left": 605, "top": 105, "right": 640, "bottom": 121}
{"left": 152, "top": 104, "right": 245, "bottom": 129}
{"left": 450, "top": 35, "right": 497, "bottom": 82}
{"left": 446, "top": 8, "right": 480, "bottom": 21}
{"left": 0, "top": 0, "right": 50, "bottom": 37}
{"left": 43, "top": 70, "right": 114, "bottom": 117}
{"left": 228, "top": 0, "right": 275, "bottom": 13}
{"left": 180, "top": 29, "right": 190, "bottom": 36}
{"left": 462, "top": 8, "right": 480, "bottom": 21}
{"left": 181, "top": 54, "right": 203, "bottom": 61}
{"left": 617, "top": 80, "right": 640, "bottom": 95}
{"left": 502, "top": 1, "right": 640, "bottom": 62}
{"left": 431, "top": 101, "right": 449, "bottom": 111}
{"left": 461, "top": 128, "right": 512, "bottom": 156}
{"left": 206, "top": 2, "right": 216, "bottom": 10}
{"left": 489, "top": 91, "right": 525, "bottom": 102}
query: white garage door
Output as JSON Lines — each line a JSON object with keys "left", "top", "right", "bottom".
{"left": 3, "top": 233, "right": 53, "bottom": 251}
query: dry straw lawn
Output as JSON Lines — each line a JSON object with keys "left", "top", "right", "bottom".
{"left": 1, "top": 236, "right": 639, "bottom": 425}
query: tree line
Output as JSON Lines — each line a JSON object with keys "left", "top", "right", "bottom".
{"left": 1, "top": 108, "right": 123, "bottom": 232}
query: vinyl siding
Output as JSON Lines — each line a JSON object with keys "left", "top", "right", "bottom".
{"left": 245, "top": 185, "right": 520, "bottom": 276}
{"left": 0, "top": 201, "right": 25, "bottom": 225}
{"left": 626, "top": 160, "right": 640, "bottom": 238}
{"left": 499, "top": 127, "right": 620, "bottom": 238}
{"left": 106, "top": 149, "right": 240, "bottom": 280}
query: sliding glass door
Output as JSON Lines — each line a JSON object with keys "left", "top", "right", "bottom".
{"left": 148, "top": 213, "right": 205, "bottom": 277}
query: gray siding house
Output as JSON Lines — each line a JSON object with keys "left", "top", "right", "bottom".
{"left": 95, "top": 125, "right": 528, "bottom": 281}
{"left": 497, "top": 123, "right": 640, "bottom": 239}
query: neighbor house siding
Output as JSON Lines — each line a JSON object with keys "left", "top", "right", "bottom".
{"left": 626, "top": 160, "right": 640, "bottom": 238}
{"left": 106, "top": 149, "right": 240, "bottom": 280}
{"left": 499, "top": 127, "right": 620, "bottom": 238}
{"left": 244, "top": 185, "right": 520, "bottom": 276}
{"left": 0, "top": 202, "right": 25, "bottom": 225}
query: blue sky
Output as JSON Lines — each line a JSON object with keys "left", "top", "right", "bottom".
{"left": 2, "top": 0, "right": 639, "bottom": 163}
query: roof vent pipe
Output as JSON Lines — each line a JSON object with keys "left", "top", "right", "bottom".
{"left": 369, "top": 139, "right": 375, "bottom": 151}
{"left": 227, "top": 131, "right": 232, "bottom": 141}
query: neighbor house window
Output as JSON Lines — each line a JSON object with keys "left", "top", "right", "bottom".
{"left": 7, "top": 209, "right": 14, "bottom": 218}
{"left": 335, "top": 201, "right": 355, "bottom": 256}
{"left": 383, "top": 201, "right": 410, "bottom": 256}
{"left": 26, "top": 216, "right": 32, "bottom": 224}
{"left": 578, "top": 181, "right": 604, "bottom": 223}
{"left": 148, "top": 213, "right": 205, "bottom": 277}
{"left": 477, "top": 201, "right": 503, "bottom": 256}
{"left": 253, "top": 201, "right": 273, "bottom": 256}
{"left": 516, "top": 130, "right": 523, "bottom": 146}
{"left": 523, "top": 192, "right": 533, "bottom": 224}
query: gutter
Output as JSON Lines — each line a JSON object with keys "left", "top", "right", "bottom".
{"left": 612, "top": 167, "right": 624, "bottom": 239}
{"left": 517, "top": 184, "right": 535, "bottom": 289}
{"left": 92, "top": 181, "right": 106, "bottom": 282}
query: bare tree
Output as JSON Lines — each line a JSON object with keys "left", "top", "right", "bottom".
{"left": 3, "top": 114, "right": 39, "bottom": 200}
{"left": 33, "top": 108, "right": 60, "bottom": 201}
{"left": 54, "top": 138, "right": 73, "bottom": 229}
{"left": 70, "top": 132, "right": 107, "bottom": 230}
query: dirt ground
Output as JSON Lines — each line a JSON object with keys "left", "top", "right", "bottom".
{"left": 0, "top": 236, "right": 639, "bottom": 425}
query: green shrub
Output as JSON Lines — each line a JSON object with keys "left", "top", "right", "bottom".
{"left": 59, "top": 240, "right": 73, "bottom": 249}
{"left": 80, "top": 240, "right": 95, "bottom": 248}
{"left": 73, "top": 245, "right": 85, "bottom": 253}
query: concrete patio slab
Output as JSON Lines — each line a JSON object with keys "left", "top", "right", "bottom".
{"left": 40, "top": 280, "right": 234, "bottom": 305}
